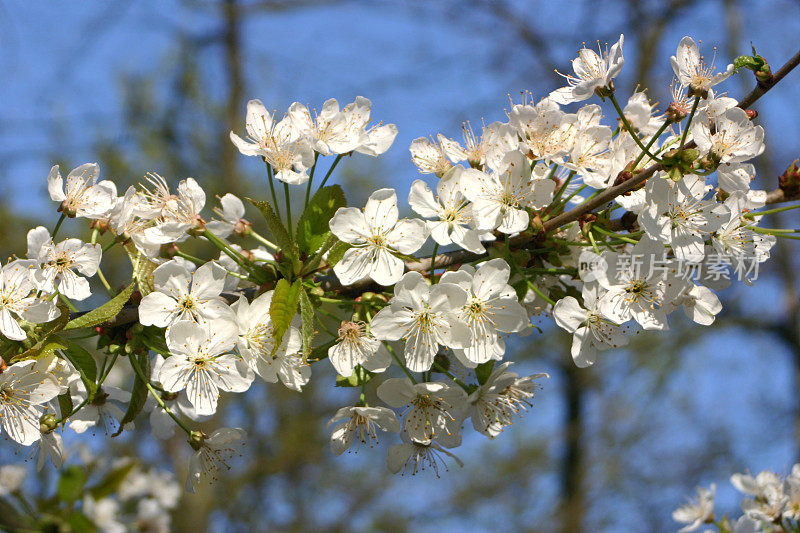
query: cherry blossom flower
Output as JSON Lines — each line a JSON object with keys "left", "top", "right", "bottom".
{"left": 387, "top": 434, "right": 464, "bottom": 477}
{"left": 229, "top": 99, "right": 314, "bottom": 184}
{"left": 231, "top": 292, "right": 310, "bottom": 391}
{"left": 27, "top": 227, "right": 101, "bottom": 301}
{"left": 377, "top": 378, "right": 467, "bottom": 446}
{"left": 439, "top": 258, "right": 530, "bottom": 366}
{"left": 466, "top": 362, "right": 548, "bottom": 437}
{"left": 328, "top": 405, "right": 400, "bottom": 455}
{"left": 328, "top": 320, "right": 391, "bottom": 377}
{"left": 340, "top": 96, "right": 398, "bottom": 157}
{"left": 691, "top": 107, "right": 765, "bottom": 164}
{"left": 138, "top": 260, "right": 232, "bottom": 328}
{"left": 0, "top": 259, "right": 60, "bottom": 341}
{"left": 408, "top": 168, "right": 484, "bottom": 254}
{"left": 143, "top": 177, "right": 206, "bottom": 244}
{"left": 370, "top": 271, "right": 470, "bottom": 372}
{"left": 638, "top": 175, "right": 730, "bottom": 263}
{"left": 329, "top": 188, "right": 428, "bottom": 286}
{"left": 549, "top": 34, "right": 624, "bottom": 104}
{"left": 158, "top": 320, "right": 253, "bottom": 416}
{"left": 206, "top": 194, "right": 248, "bottom": 239}
{"left": 47, "top": 162, "right": 117, "bottom": 219}
{"left": 460, "top": 150, "right": 555, "bottom": 234}
{"left": 672, "top": 484, "right": 716, "bottom": 532}
{"left": 409, "top": 136, "right": 453, "bottom": 176}
{"left": 68, "top": 382, "right": 131, "bottom": 435}
{"left": 0, "top": 360, "right": 61, "bottom": 445}
{"left": 553, "top": 284, "right": 629, "bottom": 367}
{"left": 671, "top": 36, "right": 733, "bottom": 96}
{"left": 186, "top": 427, "right": 246, "bottom": 493}
{"left": 597, "top": 237, "right": 683, "bottom": 330}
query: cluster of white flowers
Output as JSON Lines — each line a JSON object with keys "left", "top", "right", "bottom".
{"left": 0, "top": 459, "right": 179, "bottom": 532}
{"left": 674, "top": 463, "right": 800, "bottom": 532}
{"left": 0, "top": 35, "right": 795, "bottom": 498}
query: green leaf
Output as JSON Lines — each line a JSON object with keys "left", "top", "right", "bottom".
{"left": 57, "top": 465, "right": 88, "bottom": 503}
{"left": 299, "top": 288, "right": 316, "bottom": 359}
{"left": 67, "top": 512, "right": 97, "bottom": 533}
{"left": 66, "top": 283, "right": 134, "bottom": 330}
{"left": 139, "top": 327, "right": 170, "bottom": 356}
{"left": 112, "top": 353, "right": 149, "bottom": 437}
{"left": 125, "top": 242, "right": 158, "bottom": 296}
{"left": 309, "top": 339, "right": 335, "bottom": 362}
{"left": 88, "top": 461, "right": 137, "bottom": 500}
{"left": 269, "top": 279, "right": 302, "bottom": 355}
{"left": 295, "top": 185, "right": 346, "bottom": 254}
{"left": 9, "top": 303, "right": 70, "bottom": 363}
{"left": 326, "top": 241, "right": 351, "bottom": 267}
{"left": 475, "top": 361, "right": 495, "bottom": 386}
{"left": 248, "top": 198, "right": 301, "bottom": 274}
{"left": 335, "top": 368, "right": 373, "bottom": 388}
{"left": 62, "top": 341, "right": 98, "bottom": 397}
{"left": 58, "top": 392, "right": 73, "bottom": 419}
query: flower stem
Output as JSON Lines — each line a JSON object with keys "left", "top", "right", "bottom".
{"left": 52, "top": 213, "right": 66, "bottom": 240}
{"left": 384, "top": 342, "right": 416, "bottom": 384}
{"left": 609, "top": 94, "right": 662, "bottom": 164}
{"left": 633, "top": 119, "right": 672, "bottom": 169}
{"left": 283, "top": 182, "right": 293, "bottom": 236}
{"left": 305, "top": 152, "right": 319, "bottom": 208}
{"left": 318, "top": 154, "right": 344, "bottom": 190}
{"left": 679, "top": 96, "right": 701, "bottom": 153}
{"left": 266, "top": 162, "right": 281, "bottom": 218}
{"left": 129, "top": 353, "right": 193, "bottom": 436}
{"left": 429, "top": 243, "right": 438, "bottom": 282}
{"left": 246, "top": 227, "right": 279, "bottom": 251}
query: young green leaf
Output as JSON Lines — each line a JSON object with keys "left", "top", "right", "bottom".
{"left": 88, "top": 461, "right": 137, "bottom": 499}
{"left": 57, "top": 465, "right": 89, "bottom": 503}
{"left": 58, "top": 392, "right": 74, "bottom": 419}
{"left": 269, "top": 278, "right": 302, "bottom": 355}
{"left": 125, "top": 242, "right": 157, "bottom": 296}
{"left": 248, "top": 198, "right": 300, "bottom": 272}
{"left": 326, "top": 241, "right": 351, "bottom": 267}
{"left": 65, "top": 283, "right": 134, "bottom": 330}
{"left": 299, "top": 288, "right": 316, "bottom": 359}
{"left": 112, "top": 352, "right": 150, "bottom": 437}
{"left": 295, "top": 185, "right": 346, "bottom": 254}
{"left": 62, "top": 340, "right": 98, "bottom": 396}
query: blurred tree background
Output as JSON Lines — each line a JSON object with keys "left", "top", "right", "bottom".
{"left": 1, "top": 1, "right": 800, "bottom": 531}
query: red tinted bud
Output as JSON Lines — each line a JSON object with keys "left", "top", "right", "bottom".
{"left": 779, "top": 159, "right": 800, "bottom": 199}
{"left": 665, "top": 102, "right": 687, "bottom": 122}
{"left": 159, "top": 243, "right": 178, "bottom": 259}
{"left": 744, "top": 109, "right": 758, "bottom": 120}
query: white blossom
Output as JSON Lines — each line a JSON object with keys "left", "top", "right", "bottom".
{"left": 186, "top": 427, "right": 246, "bottom": 493}
{"left": 328, "top": 406, "right": 400, "bottom": 455}
{"left": 0, "top": 259, "right": 60, "bottom": 341}
{"left": 47, "top": 162, "right": 117, "bottom": 219}
{"left": 370, "top": 271, "right": 471, "bottom": 372}
{"left": 328, "top": 321, "right": 391, "bottom": 377}
{"left": 329, "top": 188, "right": 428, "bottom": 286}
{"left": 138, "top": 260, "right": 232, "bottom": 328}
{"left": 27, "top": 227, "right": 101, "bottom": 301}
{"left": 158, "top": 320, "right": 253, "bottom": 416}
{"left": 0, "top": 360, "right": 60, "bottom": 445}
{"left": 549, "top": 34, "right": 624, "bottom": 104}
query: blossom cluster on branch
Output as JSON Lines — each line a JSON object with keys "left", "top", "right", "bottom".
{"left": 0, "top": 33, "right": 798, "bottom": 504}
{"left": 674, "top": 463, "right": 800, "bottom": 532}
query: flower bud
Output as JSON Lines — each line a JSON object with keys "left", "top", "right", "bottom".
{"left": 188, "top": 430, "right": 206, "bottom": 451}
{"left": 58, "top": 200, "right": 77, "bottom": 218}
{"left": 233, "top": 218, "right": 252, "bottom": 238}
{"left": 665, "top": 102, "right": 687, "bottom": 123}
{"left": 40, "top": 413, "right": 58, "bottom": 434}
{"left": 779, "top": 159, "right": 800, "bottom": 199}
{"left": 90, "top": 219, "right": 109, "bottom": 234}
{"left": 744, "top": 109, "right": 758, "bottom": 120}
{"left": 159, "top": 243, "right": 178, "bottom": 259}
{"left": 187, "top": 215, "right": 207, "bottom": 237}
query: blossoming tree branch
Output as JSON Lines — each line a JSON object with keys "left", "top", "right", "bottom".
{"left": 2, "top": 34, "right": 800, "bottom": 506}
